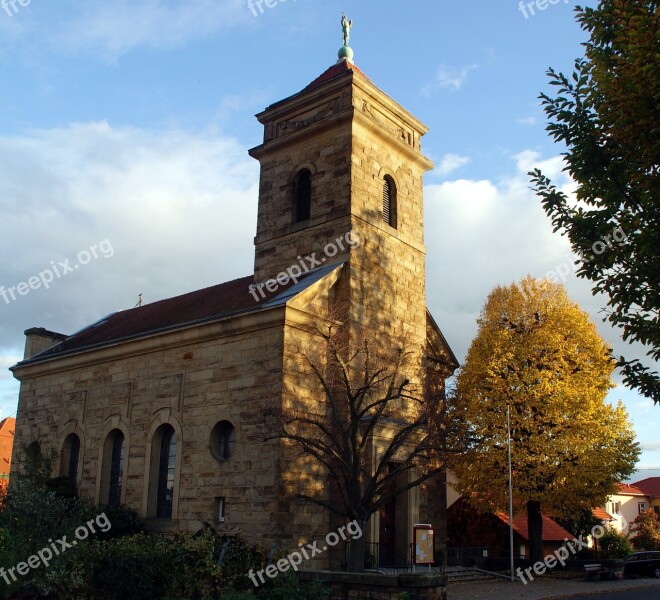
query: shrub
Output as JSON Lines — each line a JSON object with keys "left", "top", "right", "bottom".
{"left": 254, "top": 573, "right": 329, "bottom": 600}
{"left": 598, "top": 527, "right": 633, "bottom": 558}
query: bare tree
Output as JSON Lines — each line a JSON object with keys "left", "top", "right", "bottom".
{"left": 268, "top": 321, "right": 460, "bottom": 572}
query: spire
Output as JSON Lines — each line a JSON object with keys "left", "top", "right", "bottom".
{"left": 338, "top": 14, "right": 354, "bottom": 64}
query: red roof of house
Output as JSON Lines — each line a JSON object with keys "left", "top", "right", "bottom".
{"left": 0, "top": 417, "right": 16, "bottom": 478}
{"left": 633, "top": 477, "right": 660, "bottom": 497}
{"left": 615, "top": 483, "right": 647, "bottom": 496}
{"left": 495, "top": 512, "right": 574, "bottom": 542}
{"left": 592, "top": 507, "right": 614, "bottom": 522}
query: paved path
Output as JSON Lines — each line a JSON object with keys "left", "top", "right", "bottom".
{"left": 566, "top": 589, "right": 660, "bottom": 599}
{"left": 448, "top": 577, "right": 660, "bottom": 600}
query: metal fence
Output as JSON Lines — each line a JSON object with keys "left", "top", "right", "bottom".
{"left": 444, "top": 547, "right": 489, "bottom": 567}
{"left": 347, "top": 541, "right": 489, "bottom": 570}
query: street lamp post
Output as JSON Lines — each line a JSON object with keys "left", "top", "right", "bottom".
{"left": 507, "top": 404, "right": 515, "bottom": 582}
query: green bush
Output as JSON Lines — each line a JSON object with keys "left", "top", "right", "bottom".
{"left": 0, "top": 449, "right": 324, "bottom": 599}
{"left": 254, "top": 573, "right": 329, "bottom": 600}
{"left": 598, "top": 527, "right": 633, "bottom": 558}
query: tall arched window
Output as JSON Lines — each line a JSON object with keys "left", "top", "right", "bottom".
{"left": 61, "top": 433, "right": 81, "bottom": 489}
{"left": 382, "top": 175, "right": 397, "bottom": 228}
{"left": 105, "top": 430, "right": 125, "bottom": 507}
{"left": 294, "top": 169, "right": 312, "bottom": 223}
{"left": 154, "top": 425, "right": 177, "bottom": 519}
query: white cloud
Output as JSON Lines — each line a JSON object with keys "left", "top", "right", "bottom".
{"left": 423, "top": 150, "right": 651, "bottom": 372}
{"left": 638, "top": 399, "right": 656, "bottom": 412}
{"left": 422, "top": 64, "right": 478, "bottom": 94}
{"left": 640, "top": 442, "right": 660, "bottom": 452}
{"left": 435, "top": 153, "right": 470, "bottom": 177}
{"left": 0, "top": 356, "right": 21, "bottom": 381}
{"left": 35, "top": 0, "right": 252, "bottom": 60}
{"left": 0, "top": 120, "right": 259, "bottom": 400}
{"left": 517, "top": 116, "right": 538, "bottom": 126}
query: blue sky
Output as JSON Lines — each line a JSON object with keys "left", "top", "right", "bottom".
{"left": 1, "top": 0, "right": 658, "bottom": 480}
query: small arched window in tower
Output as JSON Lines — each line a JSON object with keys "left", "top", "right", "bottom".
{"left": 210, "top": 420, "right": 236, "bottom": 462}
{"left": 25, "top": 441, "right": 41, "bottom": 466}
{"left": 294, "top": 169, "right": 312, "bottom": 223}
{"left": 382, "top": 175, "right": 397, "bottom": 228}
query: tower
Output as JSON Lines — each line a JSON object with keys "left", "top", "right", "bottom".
{"left": 250, "top": 25, "right": 444, "bottom": 567}
{"left": 249, "top": 34, "right": 434, "bottom": 344}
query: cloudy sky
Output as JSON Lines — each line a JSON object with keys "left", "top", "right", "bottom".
{"left": 1, "top": 0, "right": 658, "bottom": 479}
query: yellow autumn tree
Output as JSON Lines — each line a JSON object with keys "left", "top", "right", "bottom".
{"left": 452, "top": 277, "right": 639, "bottom": 563}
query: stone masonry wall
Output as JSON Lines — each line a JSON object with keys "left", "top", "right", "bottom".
{"left": 12, "top": 322, "right": 288, "bottom": 546}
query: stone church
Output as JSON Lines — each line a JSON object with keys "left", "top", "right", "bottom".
{"left": 11, "top": 38, "right": 458, "bottom": 569}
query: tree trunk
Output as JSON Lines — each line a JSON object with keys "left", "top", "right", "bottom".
{"left": 347, "top": 519, "right": 367, "bottom": 572}
{"left": 527, "top": 500, "right": 543, "bottom": 563}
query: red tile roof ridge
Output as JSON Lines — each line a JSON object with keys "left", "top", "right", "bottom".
{"left": 632, "top": 477, "right": 660, "bottom": 497}
{"left": 494, "top": 511, "right": 574, "bottom": 542}
{"left": 592, "top": 507, "right": 614, "bottom": 521}
{"left": 615, "top": 482, "right": 647, "bottom": 496}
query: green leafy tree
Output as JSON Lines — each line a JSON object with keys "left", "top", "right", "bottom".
{"left": 529, "top": 0, "right": 660, "bottom": 403}
{"left": 631, "top": 508, "right": 660, "bottom": 550}
{"left": 452, "top": 278, "right": 639, "bottom": 563}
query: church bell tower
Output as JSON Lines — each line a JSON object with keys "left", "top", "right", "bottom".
{"left": 249, "top": 20, "right": 434, "bottom": 342}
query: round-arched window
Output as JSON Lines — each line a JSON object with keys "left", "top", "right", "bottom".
{"left": 210, "top": 421, "right": 236, "bottom": 461}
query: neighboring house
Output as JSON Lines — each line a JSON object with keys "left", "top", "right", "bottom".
{"left": 447, "top": 497, "right": 574, "bottom": 559}
{"left": 632, "top": 478, "right": 660, "bottom": 516}
{"left": 9, "top": 49, "right": 458, "bottom": 569}
{"left": 604, "top": 483, "right": 652, "bottom": 536}
{"left": 0, "top": 417, "right": 16, "bottom": 492}
{"left": 592, "top": 507, "right": 615, "bottom": 526}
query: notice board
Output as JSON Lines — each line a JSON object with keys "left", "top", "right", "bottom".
{"left": 413, "top": 525, "right": 435, "bottom": 565}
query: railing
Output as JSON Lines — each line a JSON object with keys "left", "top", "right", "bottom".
{"left": 345, "top": 541, "right": 381, "bottom": 570}
{"left": 445, "top": 547, "right": 489, "bottom": 567}
{"left": 345, "top": 542, "right": 490, "bottom": 571}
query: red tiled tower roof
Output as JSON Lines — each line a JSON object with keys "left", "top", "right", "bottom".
{"left": 304, "top": 59, "right": 371, "bottom": 92}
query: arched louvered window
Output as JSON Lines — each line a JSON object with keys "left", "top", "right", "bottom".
{"left": 382, "top": 175, "right": 397, "bottom": 228}
{"left": 155, "top": 425, "right": 177, "bottom": 518}
{"left": 294, "top": 169, "right": 312, "bottom": 223}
